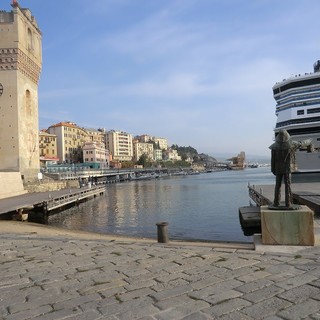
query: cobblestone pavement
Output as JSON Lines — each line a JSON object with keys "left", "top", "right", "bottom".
{"left": 1, "top": 232, "right": 320, "bottom": 320}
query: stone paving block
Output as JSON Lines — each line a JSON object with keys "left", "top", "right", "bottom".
{"left": 0, "top": 292, "right": 27, "bottom": 309}
{"left": 26, "top": 291, "right": 80, "bottom": 307}
{"left": 180, "top": 311, "right": 213, "bottom": 320}
{"left": 310, "top": 266, "right": 320, "bottom": 277}
{"left": 150, "top": 285, "right": 191, "bottom": 302}
{"left": 99, "top": 296, "right": 155, "bottom": 316}
{"left": 190, "top": 279, "right": 243, "bottom": 299}
{"left": 78, "top": 279, "right": 127, "bottom": 295}
{"left": 146, "top": 261, "right": 183, "bottom": 274}
{"left": 0, "top": 275, "right": 30, "bottom": 289}
{"left": 182, "top": 265, "right": 220, "bottom": 277}
{"left": 241, "top": 297, "right": 292, "bottom": 319}
{"left": 267, "top": 264, "right": 305, "bottom": 282}
{"left": 218, "top": 311, "right": 255, "bottom": 320}
{"left": 91, "top": 271, "right": 123, "bottom": 283}
{"left": 116, "top": 287, "right": 155, "bottom": 302}
{"left": 201, "top": 289, "right": 244, "bottom": 306}
{"left": 154, "top": 294, "right": 192, "bottom": 311}
{"left": 203, "top": 298, "right": 251, "bottom": 318}
{"left": 0, "top": 306, "right": 8, "bottom": 318}
{"left": 215, "top": 257, "right": 260, "bottom": 270}
{"left": 236, "top": 278, "right": 274, "bottom": 293}
{"left": 153, "top": 278, "right": 190, "bottom": 292}
{"left": 154, "top": 300, "right": 210, "bottom": 320}
{"left": 190, "top": 275, "right": 223, "bottom": 290}
{"left": 5, "top": 304, "right": 53, "bottom": 320}
{"left": 211, "top": 266, "right": 259, "bottom": 281}
{"left": 52, "top": 293, "right": 102, "bottom": 311}
{"left": 241, "top": 284, "right": 284, "bottom": 303}
{"left": 30, "top": 307, "right": 83, "bottom": 320}
{"left": 310, "top": 279, "right": 320, "bottom": 288}
{"left": 236, "top": 270, "right": 271, "bottom": 283}
{"left": 277, "top": 284, "right": 320, "bottom": 303}
{"left": 275, "top": 273, "right": 318, "bottom": 290}
{"left": 156, "top": 271, "right": 191, "bottom": 283}
{"left": 41, "top": 278, "right": 81, "bottom": 293}
{"left": 117, "top": 304, "right": 160, "bottom": 320}
{"left": 121, "top": 266, "right": 151, "bottom": 278}
{"left": 54, "top": 308, "right": 104, "bottom": 320}
{"left": 278, "top": 299, "right": 320, "bottom": 320}
{"left": 124, "top": 278, "right": 157, "bottom": 291}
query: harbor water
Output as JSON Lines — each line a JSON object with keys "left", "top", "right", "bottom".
{"left": 48, "top": 167, "right": 274, "bottom": 243}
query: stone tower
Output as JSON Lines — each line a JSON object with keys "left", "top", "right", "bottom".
{"left": 0, "top": 1, "right": 42, "bottom": 180}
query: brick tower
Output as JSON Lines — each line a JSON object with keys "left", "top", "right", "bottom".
{"left": 0, "top": 1, "right": 42, "bottom": 180}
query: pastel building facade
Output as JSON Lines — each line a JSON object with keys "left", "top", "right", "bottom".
{"left": 39, "top": 131, "right": 58, "bottom": 167}
{"left": 106, "top": 130, "right": 133, "bottom": 162}
{"left": 47, "top": 121, "right": 89, "bottom": 164}
{"left": 83, "top": 141, "right": 109, "bottom": 169}
{"left": 133, "top": 141, "right": 154, "bottom": 162}
{"left": 163, "top": 148, "right": 181, "bottom": 161}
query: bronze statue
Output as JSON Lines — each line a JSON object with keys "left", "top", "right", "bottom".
{"left": 269, "top": 129, "right": 311, "bottom": 209}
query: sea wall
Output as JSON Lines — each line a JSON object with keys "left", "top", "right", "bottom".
{"left": 24, "top": 180, "right": 80, "bottom": 193}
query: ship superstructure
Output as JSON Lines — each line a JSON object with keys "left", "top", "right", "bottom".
{"left": 272, "top": 60, "right": 320, "bottom": 172}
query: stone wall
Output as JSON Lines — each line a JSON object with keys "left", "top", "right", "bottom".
{"left": 0, "top": 172, "right": 27, "bottom": 199}
{"left": 24, "top": 179, "right": 80, "bottom": 193}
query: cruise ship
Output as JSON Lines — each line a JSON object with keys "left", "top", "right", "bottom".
{"left": 272, "top": 60, "right": 320, "bottom": 173}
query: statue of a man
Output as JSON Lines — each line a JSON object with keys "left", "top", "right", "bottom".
{"left": 269, "top": 129, "right": 311, "bottom": 209}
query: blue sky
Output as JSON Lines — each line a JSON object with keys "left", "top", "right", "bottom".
{"left": 6, "top": 0, "right": 320, "bottom": 158}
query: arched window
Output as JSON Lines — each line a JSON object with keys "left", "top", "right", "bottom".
{"left": 27, "top": 28, "right": 33, "bottom": 51}
{"left": 25, "top": 90, "right": 32, "bottom": 116}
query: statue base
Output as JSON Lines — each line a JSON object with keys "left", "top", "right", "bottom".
{"left": 268, "top": 204, "right": 301, "bottom": 211}
{"left": 261, "top": 205, "right": 314, "bottom": 246}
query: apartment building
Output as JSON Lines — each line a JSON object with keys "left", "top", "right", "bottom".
{"left": 83, "top": 127, "right": 106, "bottom": 145}
{"left": 133, "top": 141, "right": 154, "bottom": 162}
{"left": 154, "top": 137, "right": 168, "bottom": 150}
{"left": 83, "top": 141, "right": 109, "bottom": 169}
{"left": 163, "top": 148, "right": 181, "bottom": 161}
{"left": 47, "top": 121, "right": 89, "bottom": 163}
{"left": 153, "top": 149, "right": 163, "bottom": 161}
{"left": 106, "top": 130, "right": 133, "bottom": 162}
{"left": 135, "top": 135, "right": 168, "bottom": 151}
{"left": 39, "top": 131, "right": 58, "bottom": 167}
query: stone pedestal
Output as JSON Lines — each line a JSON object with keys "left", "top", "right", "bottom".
{"left": 261, "top": 205, "right": 315, "bottom": 246}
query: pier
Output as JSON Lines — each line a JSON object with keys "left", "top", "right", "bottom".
{"left": 0, "top": 185, "right": 106, "bottom": 220}
{"left": 248, "top": 182, "right": 320, "bottom": 214}
{"left": 240, "top": 182, "right": 320, "bottom": 232}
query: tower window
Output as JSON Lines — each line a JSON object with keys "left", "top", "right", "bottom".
{"left": 27, "top": 28, "right": 33, "bottom": 51}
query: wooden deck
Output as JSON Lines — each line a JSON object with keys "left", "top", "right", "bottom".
{"left": 0, "top": 185, "right": 106, "bottom": 217}
{"left": 240, "top": 182, "right": 320, "bottom": 232}
{"left": 248, "top": 182, "right": 320, "bottom": 214}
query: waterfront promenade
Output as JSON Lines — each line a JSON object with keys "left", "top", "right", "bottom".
{"left": 1, "top": 221, "right": 320, "bottom": 319}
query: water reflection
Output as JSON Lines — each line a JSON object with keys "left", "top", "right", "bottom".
{"left": 49, "top": 168, "right": 274, "bottom": 242}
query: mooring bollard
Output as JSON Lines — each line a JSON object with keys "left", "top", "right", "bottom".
{"left": 156, "top": 222, "right": 169, "bottom": 243}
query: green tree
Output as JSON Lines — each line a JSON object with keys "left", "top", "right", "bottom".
{"left": 137, "top": 154, "right": 150, "bottom": 168}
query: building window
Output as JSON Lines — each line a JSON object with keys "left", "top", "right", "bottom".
{"left": 27, "top": 28, "right": 33, "bottom": 51}
{"left": 307, "top": 107, "right": 320, "bottom": 114}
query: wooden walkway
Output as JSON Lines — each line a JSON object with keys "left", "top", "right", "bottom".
{"left": 240, "top": 182, "right": 320, "bottom": 232}
{"left": 248, "top": 182, "right": 320, "bottom": 214}
{"left": 0, "top": 185, "right": 106, "bottom": 216}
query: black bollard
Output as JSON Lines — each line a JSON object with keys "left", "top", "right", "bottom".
{"left": 156, "top": 222, "right": 169, "bottom": 243}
